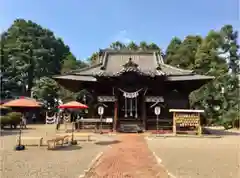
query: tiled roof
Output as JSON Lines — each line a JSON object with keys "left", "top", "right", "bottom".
{"left": 53, "top": 49, "right": 214, "bottom": 81}
{"left": 72, "top": 49, "right": 193, "bottom": 77}
{"left": 159, "top": 63, "right": 193, "bottom": 76}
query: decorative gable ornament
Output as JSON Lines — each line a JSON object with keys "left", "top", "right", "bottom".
{"left": 122, "top": 57, "right": 139, "bottom": 68}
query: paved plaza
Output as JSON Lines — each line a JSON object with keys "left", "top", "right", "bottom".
{"left": 0, "top": 125, "right": 110, "bottom": 178}
{"left": 1, "top": 125, "right": 239, "bottom": 178}
{"left": 147, "top": 134, "right": 240, "bottom": 178}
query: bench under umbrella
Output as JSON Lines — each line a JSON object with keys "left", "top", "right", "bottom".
{"left": 58, "top": 101, "right": 88, "bottom": 145}
{"left": 3, "top": 98, "right": 42, "bottom": 150}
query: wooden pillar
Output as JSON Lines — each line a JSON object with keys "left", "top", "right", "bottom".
{"left": 113, "top": 100, "right": 118, "bottom": 131}
{"left": 142, "top": 97, "right": 146, "bottom": 130}
{"left": 173, "top": 112, "right": 177, "bottom": 135}
{"left": 197, "top": 113, "right": 202, "bottom": 136}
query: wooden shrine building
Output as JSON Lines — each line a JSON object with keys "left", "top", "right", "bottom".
{"left": 53, "top": 49, "right": 214, "bottom": 131}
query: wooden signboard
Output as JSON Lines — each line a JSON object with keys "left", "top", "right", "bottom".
{"left": 175, "top": 113, "right": 199, "bottom": 127}
{"left": 169, "top": 109, "right": 204, "bottom": 136}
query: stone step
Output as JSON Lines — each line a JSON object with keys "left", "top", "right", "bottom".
{"left": 118, "top": 123, "right": 143, "bottom": 133}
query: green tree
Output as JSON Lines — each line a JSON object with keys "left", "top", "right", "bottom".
{"left": 61, "top": 53, "right": 87, "bottom": 74}
{"left": 190, "top": 30, "right": 228, "bottom": 123}
{"left": 139, "top": 41, "right": 148, "bottom": 50}
{"left": 87, "top": 52, "right": 99, "bottom": 65}
{"left": 165, "top": 37, "right": 182, "bottom": 64}
{"left": 164, "top": 26, "right": 240, "bottom": 127}
{"left": 187, "top": 28, "right": 238, "bottom": 128}
{"left": 109, "top": 41, "right": 126, "bottom": 50}
{"left": 220, "top": 25, "right": 239, "bottom": 74}
{"left": 32, "top": 77, "right": 59, "bottom": 108}
{"left": 166, "top": 36, "right": 202, "bottom": 70}
{"left": 127, "top": 41, "right": 138, "bottom": 50}
{"left": 60, "top": 53, "right": 88, "bottom": 102}
{"left": 148, "top": 42, "right": 161, "bottom": 51}
{"left": 1, "top": 19, "right": 70, "bottom": 97}
{"left": 75, "top": 89, "right": 94, "bottom": 105}
{"left": 194, "top": 30, "right": 228, "bottom": 75}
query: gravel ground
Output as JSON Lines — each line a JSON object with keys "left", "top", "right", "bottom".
{"left": 0, "top": 125, "right": 111, "bottom": 178}
{"left": 147, "top": 135, "right": 240, "bottom": 178}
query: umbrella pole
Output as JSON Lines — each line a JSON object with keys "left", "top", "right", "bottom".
{"left": 71, "top": 122, "right": 74, "bottom": 142}
{"left": 15, "top": 120, "right": 25, "bottom": 151}
{"left": 71, "top": 120, "right": 77, "bottom": 145}
{"left": 19, "top": 124, "right": 22, "bottom": 146}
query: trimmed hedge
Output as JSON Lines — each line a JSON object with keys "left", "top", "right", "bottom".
{"left": 0, "top": 115, "right": 10, "bottom": 125}
{"left": 0, "top": 112, "right": 22, "bottom": 129}
{"left": 7, "top": 112, "right": 22, "bottom": 123}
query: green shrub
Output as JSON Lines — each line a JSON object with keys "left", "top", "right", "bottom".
{"left": 7, "top": 112, "right": 22, "bottom": 124}
{"left": 0, "top": 115, "right": 10, "bottom": 125}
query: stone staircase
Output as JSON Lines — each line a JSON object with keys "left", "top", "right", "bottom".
{"left": 117, "top": 120, "right": 144, "bottom": 133}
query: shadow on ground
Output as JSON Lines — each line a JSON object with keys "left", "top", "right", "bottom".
{"left": 94, "top": 140, "right": 121, "bottom": 146}
{"left": 48, "top": 145, "right": 82, "bottom": 151}
{"left": 0, "top": 130, "right": 20, "bottom": 136}
{"left": 2, "top": 127, "right": 36, "bottom": 131}
{"left": 0, "top": 127, "right": 37, "bottom": 137}
{"left": 204, "top": 128, "right": 240, "bottom": 136}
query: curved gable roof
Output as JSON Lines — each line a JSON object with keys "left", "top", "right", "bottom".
{"left": 53, "top": 49, "right": 214, "bottom": 82}
{"left": 72, "top": 49, "right": 194, "bottom": 76}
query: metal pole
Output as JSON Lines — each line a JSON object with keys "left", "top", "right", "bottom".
{"left": 15, "top": 119, "right": 25, "bottom": 150}
{"left": 71, "top": 122, "right": 74, "bottom": 142}
{"left": 18, "top": 122, "right": 22, "bottom": 146}
{"left": 156, "top": 115, "right": 159, "bottom": 135}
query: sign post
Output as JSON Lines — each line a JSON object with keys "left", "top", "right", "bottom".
{"left": 154, "top": 106, "right": 161, "bottom": 135}
{"left": 98, "top": 106, "right": 104, "bottom": 134}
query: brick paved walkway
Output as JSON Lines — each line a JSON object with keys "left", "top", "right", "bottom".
{"left": 85, "top": 134, "right": 168, "bottom": 178}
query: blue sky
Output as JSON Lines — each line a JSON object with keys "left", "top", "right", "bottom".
{"left": 0, "top": 0, "right": 239, "bottom": 60}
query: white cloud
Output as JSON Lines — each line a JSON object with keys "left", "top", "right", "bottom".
{"left": 113, "top": 30, "right": 132, "bottom": 44}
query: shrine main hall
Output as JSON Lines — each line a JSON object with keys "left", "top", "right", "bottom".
{"left": 53, "top": 49, "right": 213, "bottom": 131}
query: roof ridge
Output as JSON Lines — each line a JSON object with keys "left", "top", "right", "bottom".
{"left": 65, "top": 63, "right": 102, "bottom": 74}
{"left": 100, "top": 48, "right": 160, "bottom": 54}
{"left": 160, "top": 63, "right": 194, "bottom": 73}
{"left": 158, "top": 54, "right": 164, "bottom": 63}
{"left": 100, "top": 51, "right": 108, "bottom": 70}
{"left": 153, "top": 52, "right": 160, "bottom": 68}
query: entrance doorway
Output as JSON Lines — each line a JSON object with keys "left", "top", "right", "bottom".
{"left": 117, "top": 88, "right": 144, "bottom": 129}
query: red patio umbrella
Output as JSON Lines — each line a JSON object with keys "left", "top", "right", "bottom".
{"left": 58, "top": 101, "right": 88, "bottom": 145}
{"left": 58, "top": 101, "right": 88, "bottom": 109}
{"left": 2, "top": 98, "right": 42, "bottom": 108}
